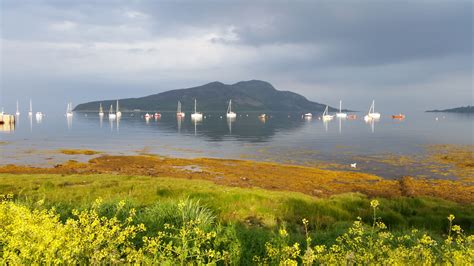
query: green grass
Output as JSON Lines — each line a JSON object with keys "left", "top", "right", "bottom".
{"left": 1, "top": 173, "right": 472, "bottom": 234}
{"left": 1, "top": 173, "right": 473, "bottom": 264}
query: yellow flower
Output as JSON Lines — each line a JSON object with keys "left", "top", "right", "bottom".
{"left": 447, "top": 214, "right": 455, "bottom": 222}
{"left": 370, "top": 199, "right": 379, "bottom": 208}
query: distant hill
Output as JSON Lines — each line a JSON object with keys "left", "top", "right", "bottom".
{"left": 426, "top": 106, "right": 473, "bottom": 113}
{"left": 74, "top": 80, "right": 342, "bottom": 113}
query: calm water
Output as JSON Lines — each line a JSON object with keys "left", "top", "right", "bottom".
{"left": 1, "top": 111, "right": 472, "bottom": 178}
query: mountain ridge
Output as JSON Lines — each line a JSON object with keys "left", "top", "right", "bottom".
{"left": 74, "top": 80, "right": 343, "bottom": 113}
{"left": 426, "top": 106, "right": 473, "bottom": 113}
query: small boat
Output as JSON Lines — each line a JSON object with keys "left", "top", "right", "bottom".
{"left": 191, "top": 99, "right": 203, "bottom": 120}
{"left": 322, "top": 106, "right": 334, "bottom": 121}
{"left": 15, "top": 100, "right": 20, "bottom": 116}
{"left": 364, "top": 100, "right": 381, "bottom": 121}
{"left": 144, "top": 113, "right": 151, "bottom": 119}
{"left": 116, "top": 100, "right": 122, "bottom": 118}
{"left": 108, "top": 105, "right": 116, "bottom": 120}
{"left": 154, "top": 112, "right": 161, "bottom": 119}
{"left": 35, "top": 112, "right": 43, "bottom": 119}
{"left": 66, "top": 102, "right": 73, "bottom": 117}
{"left": 335, "top": 100, "right": 347, "bottom": 118}
{"left": 259, "top": 114, "right": 266, "bottom": 119}
{"left": 99, "top": 103, "right": 104, "bottom": 117}
{"left": 28, "top": 99, "right": 33, "bottom": 116}
{"left": 347, "top": 114, "right": 357, "bottom": 120}
{"left": 226, "top": 99, "right": 237, "bottom": 118}
{"left": 304, "top": 113, "right": 313, "bottom": 119}
{"left": 176, "top": 101, "right": 185, "bottom": 117}
{"left": 392, "top": 113, "right": 406, "bottom": 119}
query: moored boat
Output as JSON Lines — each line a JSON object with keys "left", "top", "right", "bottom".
{"left": 226, "top": 99, "right": 237, "bottom": 118}
{"left": 322, "top": 105, "right": 334, "bottom": 121}
{"left": 191, "top": 99, "right": 203, "bottom": 120}
{"left": 335, "top": 100, "right": 347, "bottom": 118}
{"left": 108, "top": 105, "right": 116, "bottom": 120}
{"left": 392, "top": 113, "right": 406, "bottom": 119}
{"left": 364, "top": 100, "right": 381, "bottom": 121}
{"left": 177, "top": 101, "right": 185, "bottom": 117}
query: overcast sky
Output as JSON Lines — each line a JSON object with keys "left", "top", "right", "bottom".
{"left": 0, "top": 0, "right": 472, "bottom": 113}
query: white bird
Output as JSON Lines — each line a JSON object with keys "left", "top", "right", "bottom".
{"left": 350, "top": 163, "right": 357, "bottom": 168}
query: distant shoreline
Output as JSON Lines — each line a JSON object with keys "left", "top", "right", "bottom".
{"left": 426, "top": 105, "right": 473, "bottom": 113}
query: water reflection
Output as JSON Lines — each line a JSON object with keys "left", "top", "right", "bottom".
{"left": 365, "top": 118, "right": 379, "bottom": 133}
{"left": 227, "top": 117, "right": 235, "bottom": 134}
{"left": 66, "top": 116, "right": 73, "bottom": 130}
{"left": 0, "top": 122, "right": 15, "bottom": 133}
{"left": 177, "top": 116, "right": 183, "bottom": 133}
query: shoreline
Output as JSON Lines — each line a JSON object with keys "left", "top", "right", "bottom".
{"left": 1, "top": 150, "right": 472, "bottom": 204}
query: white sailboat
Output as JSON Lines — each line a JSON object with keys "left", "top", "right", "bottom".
{"left": 322, "top": 105, "right": 334, "bottom": 121}
{"left": 335, "top": 100, "right": 347, "bottom": 118}
{"left": 66, "top": 102, "right": 73, "bottom": 117}
{"left": 177, "top": 101, "right": 185, "bottom": 117}
{"left": 116, "top": 100, "right": 122, "bottom": 118}
{"left": 15, "top": 100, "right": 20, "bottom": 116}
{"left": 304, "top": 113, "right": 313, "bottom": 119}
{"left": 191, "top": 99, "right": 203, "bottom": 120}
{"left": 364, "top": 100, "right": 381, "bottom": 121}
{"left": 108, "top": 105, "right": 116, "bottom": 120}
{"left": 28, "top": 99, "right": 33, "bottom": 116}
{"left": 35, "top": 111, "right": 43, "bottom": 120}
{"left": 226, "top": 99, "right": 237, "bottom": 118}
{"left": 99, "top": 103, "right": 104, "bottom": 117}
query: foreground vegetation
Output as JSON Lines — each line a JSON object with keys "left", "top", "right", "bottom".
{"left": 1, "top": 195, "right": 472, "bottom": 264}
{"left": 0, "top": 172, "right": 473, "bottom": 264}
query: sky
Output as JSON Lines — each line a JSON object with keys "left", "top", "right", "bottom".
{"left": 0, "top": 0, "right": 472, "bottom": 113}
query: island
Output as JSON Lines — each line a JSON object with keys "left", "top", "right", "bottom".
{"left": 74, "top": 80, "right": 344, "bottom": 113}
{"left": 426, "top": 105, "right": 473, "bottom": 113}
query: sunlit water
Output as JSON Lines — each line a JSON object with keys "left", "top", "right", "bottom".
{"left": 1, "top": 111, "right": 472, "bottom": 179}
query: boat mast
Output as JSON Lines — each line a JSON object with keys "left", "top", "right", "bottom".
{"left": 194, "top": 99, "right": 197, "bottom": 113}
{"left": 228, "top": 100, "right": 232, "bottom": 113}
{"left": 29, "top": 99, "right": 32, "bottom": 112}
{"left": 16, "top": 101, "right": 19, "bottom": 113}
{"left": 339, "top": 100, "right": 342, "bottom": 113}
{"left": 99, "top": 103, "right": 103, "bottom": 113}
{"left": 177, "top": 101, "right": 181, "bottom": 113}
{"left": 116, "top": 100, "right": 119, "bottom": 112}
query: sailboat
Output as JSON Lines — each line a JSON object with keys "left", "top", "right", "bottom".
{"left": 322, "top": 105, "right": 334, "bottom": 121}
{"left": 116, "top": 100, "right": 122, "bottom": 118}
{"left": 28, "top": 99, "right": 33, "bottom": 116}
{"left": 108, "top": 105, "right": 116, "bottom": 120}
{"left": 15, "top": 100, "right": 20, "bottom": 116}
{"left": 191, "top": 99, "right": 203, "bottom": 120}
{"left": 304, "top": 113, "right": 313, "bottom": 119}
{"left": 226, "top": 99, "right": 237, "bottom": 118}
{"left": 176, "top": 101, "right": 185, "bottom": 117}
{"left": 99, "top": 103, "right": 104, "bottom": 117}
{"left": 66, "top": 102, "right": 73, "bottom": 117}
{"left": 335, "top": 100, "right": 347, "bottom": 118}
{"left": 364, "top": 100, "right": 381, "bottom": 121}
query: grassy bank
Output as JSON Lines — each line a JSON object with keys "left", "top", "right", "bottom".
{"left": 1, "top": 173, "right": 473, "bottom": 264}
{"left": 0, "top": 153, "right": 472, "bottom": 204}
{"left": 1, "top": 173, "right": 472, "bottom": 234}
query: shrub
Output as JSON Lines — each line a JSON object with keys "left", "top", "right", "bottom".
{"left": 256, "top": 200, "right": 474, "bottom": 265}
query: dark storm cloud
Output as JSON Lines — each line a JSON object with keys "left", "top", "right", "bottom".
{"left": 0, "top": 0, "right": 472, "bottom": 112}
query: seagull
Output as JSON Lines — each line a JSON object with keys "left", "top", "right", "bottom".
{"left": 350, "top": 163, "right": 357, "bottom": 168}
